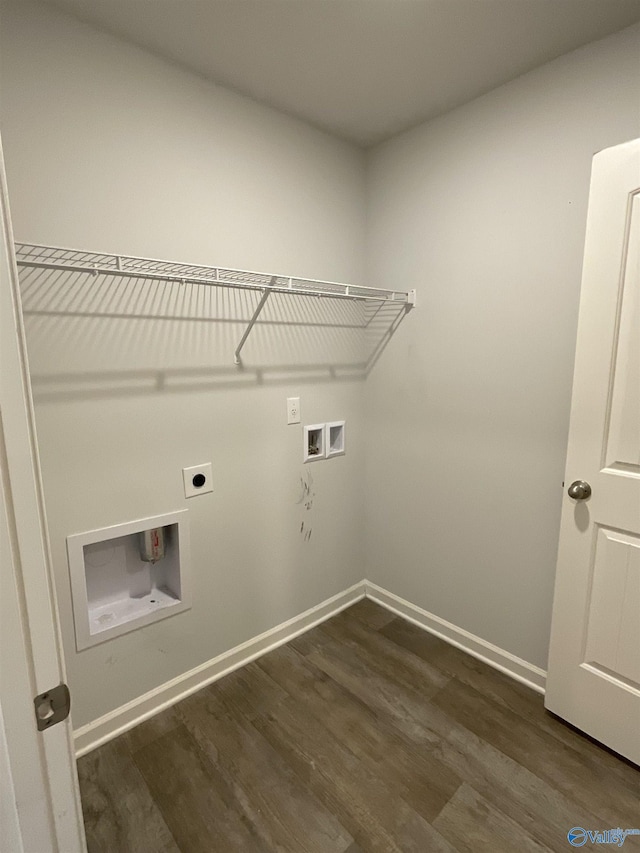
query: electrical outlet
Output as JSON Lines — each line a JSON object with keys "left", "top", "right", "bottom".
{"left": 182, "top": 463, "right": 213, "bottom": 498}
{"left": 287, "top": 397, "right": 300, "bottom": 425}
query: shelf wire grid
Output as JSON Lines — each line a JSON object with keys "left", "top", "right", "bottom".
{"left": 14, "top": 243, "right": 412, "bottom": 305}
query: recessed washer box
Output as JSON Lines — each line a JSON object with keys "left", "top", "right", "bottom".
{"left": 304, "top": 424, "right": 325, "bottom": 462}
{"left": 67, "top": 509, "right": 191, "bottom": 651}
{"left": 326, "top": 421, "right": 346, "bottom": 458}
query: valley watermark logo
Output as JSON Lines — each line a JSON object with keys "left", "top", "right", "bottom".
{"left": 567, "top": 827, "right": 640, "bottom": 847}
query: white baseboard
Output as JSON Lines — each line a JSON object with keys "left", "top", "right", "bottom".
{"left": 75, "top": 578, "right": 547, "bottom": 756}
{"left": 364, "top": 580, "right": 547, "bottom": 694}
{"left": 74, "top": 580, "right": 366, "bottom": 757}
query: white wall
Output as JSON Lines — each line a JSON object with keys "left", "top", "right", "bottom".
{"left": 0, "top": 0, "right": 368, "bottom": 727}
{"left": 365, "top": 23, "right": 640, "bottom": 669}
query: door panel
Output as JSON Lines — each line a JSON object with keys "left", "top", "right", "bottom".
{"left": 0, "top": 137, "right": 86, "bottom": 851}
{"left": 604, "top": 192, "right": 640, "bottom": 473}
{"left": 546, "top": 138, "right": 640, "bottom": 765}
{"left": 583, "top": 527, "right": 640, "bottom": 687}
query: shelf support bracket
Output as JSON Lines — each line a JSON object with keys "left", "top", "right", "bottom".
{"left": 234, "top": 276, "right": 277, "bottom": 365}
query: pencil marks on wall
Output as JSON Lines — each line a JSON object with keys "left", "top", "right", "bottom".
{"left": 297, "top": 468, "right": 315, "bottom": 543}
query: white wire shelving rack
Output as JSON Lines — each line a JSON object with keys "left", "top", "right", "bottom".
{"left": 14, "top": 243, "right": 416, "bottom": 364}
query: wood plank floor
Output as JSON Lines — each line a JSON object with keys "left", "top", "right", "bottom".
{"left": 77, "top": 600, "right": 640, "bottom": 852}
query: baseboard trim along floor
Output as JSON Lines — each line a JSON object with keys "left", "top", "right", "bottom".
{"left": 364, "top": 581, "right": 547, "bottom": 696}
{"left": 74, "top": 579, "right": 547, "bottom": 757}
{"left": 74, "top": 581, "right": 366, "bottom": 757}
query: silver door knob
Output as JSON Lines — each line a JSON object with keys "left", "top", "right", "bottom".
{"left": 568, "top": 480, "right": 591, "bottom": 500}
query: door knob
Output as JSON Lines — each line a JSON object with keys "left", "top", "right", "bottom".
{"left": 568, "top": 480, "right": 591, "bottom": 500}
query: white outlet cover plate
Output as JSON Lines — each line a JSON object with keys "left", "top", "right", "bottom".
{"left": 287, "top": 396, "right": 301, "bottom": 425}
{"left": 182, "top": 463, "right": 213, "bottom": 498}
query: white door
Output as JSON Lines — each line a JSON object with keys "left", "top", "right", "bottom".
{"left": 0, "top": 138, "right": 86, "bottom": 851}
{"left": 545, "top": 138, "right": 640, "bottom": 765}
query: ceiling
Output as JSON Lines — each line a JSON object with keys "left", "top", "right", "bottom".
{"left": 46, "top": 0, "right": 640, "bottom": 147}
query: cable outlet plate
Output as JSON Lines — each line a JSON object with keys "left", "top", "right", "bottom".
{"left": 287, "top": 397, "right": 301, "bottom": 425}
{"left": 182, "top": 463, "right": 213, "bottom": 498}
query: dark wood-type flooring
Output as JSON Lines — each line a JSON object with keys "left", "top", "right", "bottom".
{"left": 78, "top": 600, "right": 640, "bottom": 852}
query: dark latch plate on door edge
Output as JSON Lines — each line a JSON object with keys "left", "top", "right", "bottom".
{"left": 34, "top": 683, "right": 71, "bottom": 731}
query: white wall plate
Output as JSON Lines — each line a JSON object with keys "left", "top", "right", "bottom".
{"left": 182, "top": 463, "right": 213, "bottom": 498}
{"left": 287, "top": 396, "right": 301, "bottom": 425}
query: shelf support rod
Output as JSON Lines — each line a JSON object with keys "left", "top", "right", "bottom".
{"left": 234, "top": 276, "right": 277, "bottom": 365}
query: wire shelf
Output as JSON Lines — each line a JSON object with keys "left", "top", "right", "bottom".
{"left": 14, "top": 243, "right": 414, "bottom": 302}
{"left": 14, "top": 242, "right": 416, "bottom": 363}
